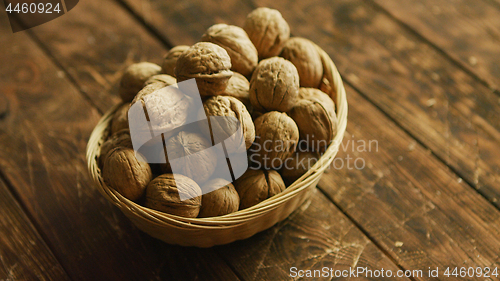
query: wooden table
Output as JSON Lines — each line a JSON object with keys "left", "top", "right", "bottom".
{"left": 1, "top": 0, "right": 499, "bottom": 280}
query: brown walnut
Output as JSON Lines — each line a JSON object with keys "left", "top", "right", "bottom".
{"left": 198, "top": 178, "right": 239, "bottom": 217}
{"left": 249, "top": 57, "right": 299, "bottom": 112}
{"left": 243, "top": 7, "right": 290, "bottom": 59}
{"left": 175, "top": 42, "right": 233, "bottom": 96}
{"left": 102, "top": 147, "right": 152, "bottom": 201}
{"left": 144, "top": 74, "right": 177, "bottom": 87}
{"left": 110, "top": 103, "right": 130, "bottom": 135}
{"left": 161, "top": 45, "right": 190, "bottom": 77}
{"left": 233, "top": 169, "right": 286, "bottom": 209}
{"left": 201, "top": 24, "right": 258, "bottom": 77}
{"left": 220, "top": 72, "right": 251, "bottom": 108}
{"left": 280, "top": 151, "right": 319, "bottom": 185}
{"left": 144, "top": 174, "right": 202, "bottom": 218}
{"left": 119, "top": 62, "right": 161, "bottom": 102}
{"left": 280, "top": 37, "right": 323, "bottom": 88}
{"left": 297, "top": 87, "right": 336, "bottom": 116}
{"left": 251, "top": 111, "right": 299, "bottom": 169}
{"left": 99, "top": 129, "right": 133, "bottom": 166}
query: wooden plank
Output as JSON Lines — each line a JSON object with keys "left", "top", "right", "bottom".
{"left": 372, "top": 0, "right": 500, "bottom": 91}
{"left": 0, "top": 178, "right": 70, "bottom": 281}
{"left": 0, "top": 11, "right": 239, "bottom": 281}
{"left": 216, "top": 190, "right": 409, "bottom": 281}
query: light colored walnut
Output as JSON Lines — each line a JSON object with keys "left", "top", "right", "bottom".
{"left": 119, "top": 62, "right": 161, "bottom": 102}
{"left": 175, "top": 42, "right": 233, "bottom": 96}
{"left": 145, "top": 174, "right": 202, "bottom": 218}
{"left": 233, "top": 169, "right": 285, "bottom": 209}
{"left": 243, "top": 7, "right": 290, "bottom": 59}
{"left": 201, "top": 24, "right": 258, "bottom": 77}
{"left": 161, "top": 45, "right": 190, "bottom": 77}
{"left": 297, "top": 87, "right": 335, "bottom": 116}
{"left": 249, "top": 57, "right": 299, "bottom": 112}
{"left": 220, "top": 72, "right": 251, "bottom": 109}
{"left": 251, "top": 111, "right": 299, "bottom": 169}
{"left": 198, "top": 178, "right": 239, "bottom": 217}
{"left": 280, "top": 37, "right": 323, "bottom": 88}
{"left": 144, "top": 74, "right": 177, "bottom": 87}
{"left": 102, "top": 147, "right": 152, "bottom": 201}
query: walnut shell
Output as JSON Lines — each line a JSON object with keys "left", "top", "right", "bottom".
{"left": 175, "top": 42, "right": 233, "bottom": 96}
{"left": 201, "top": 24, "right": 258, "bottom": 77}
{"left": 243, "top": 7, "right": 290, "bottom": 59}
{"left": 233, "top": 169, "right": 285, "bottom": 209}
{"left": 144, "top": 174, "right": 202, "bottom": 218}
{"left": 119, "top": 62, "right": 161, "bottom": 102}
{"left": 201, "top": 95, "right": 255, "bottom": 151}
{"left": 198, "top": 178, "right": 239, "bottom": 217}
{"left": 298, "top": 87, "right": 336, "bottom": 117}
{"left": 164, "top": 131, "right": 217, "bottom": 184}
{"left": 144, "top": 74, "right": 177, "bottom": 87}
{"left": 220, "top": 72, "right": 251, "bottom": 109}
{"left": 280, "top": 37, "right": 323, "bottom": 88}
{"left": 288, "top": 98, "right": 337, "bottom": 151}
{"left": 102, "top": 147, "right": 152, "bottom": 201}
{"left": 99, "top": 129, "right": 133, "bottom": 166}
{"left": 249, "top": 57, "right": 299, "bottom": 112}
{"left": 280, "top": 151, "right": 319, "bottom": 185}
{"left": 251, "top": 111, "right": 299, "bottom": 169}
{"left": 161, "top": 45, "right": 190, "bottom": 77}
{"left": 110, "top": 103, "right": 130, "bottom": 135}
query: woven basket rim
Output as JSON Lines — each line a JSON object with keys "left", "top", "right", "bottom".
{"left": 85, "top": 43, "right": 348, "bottom": 229}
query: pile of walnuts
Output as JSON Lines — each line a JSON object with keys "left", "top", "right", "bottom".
{"left": 100, "top": 7, "right": 338, "bottom": 218}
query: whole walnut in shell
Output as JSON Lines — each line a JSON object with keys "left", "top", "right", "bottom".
{"left": 161, "top": 45, "right": 190, "bottom": 77}
{"left": 298, "top": 87, "right": 335, "bottom": 116}
{"left": 175, "top": 42, "right": 233, "bottom": 96}
{"left": 280, "top": 151, "right": 319, "bottom": 185}
{"left": 99, "top": 129, "right": 133, "bottom": 166}
{"left": 280, "top": 37, "right": 323, "bottom": 88}
{"left": 220, "top": 72, "right": 251, "bottom": 108}
{"left": 251, "top": 111, "right": 299, "bottom": 169}
{"left": 119, "top": 62, "right": 161, "bottom": 102}
{"left": 244, "top": 7, "right": 290, "bottom": 59}
{"left": 198, "top": 178, "right": 239, "bottom": 217}
{"left": 201, "top": 24, "right": 258, "bottom": 77}
{"left": 249, "top": 57, "right": 299, "bottom": 112}
{"left": 233, "top": 169, "right": 286, "bottom": 209}
{"left": 144, "top": 74, "right": 177, "bottom": 87}
{"left": 110, "top": 103, "right": 130, "bottom": 135}
{"left": 288, "top": 94, "right": 337, "bottom": 151}
{"left": 164, "top": 131, "right": 217, "bottom": 184}
{"left": 102, "top": 147, "right": 152, "bottom": 201}
{"left": 145, "top": 174, "right": 202, "bottom": 218}
{"left": 201, "top": 95, "right": 255, "bottom": 151}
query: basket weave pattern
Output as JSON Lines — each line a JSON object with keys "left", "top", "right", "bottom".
{"left": 86, "top": 44, "right": 348, "bottom": 247}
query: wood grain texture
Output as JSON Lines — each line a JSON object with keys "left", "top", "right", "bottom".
{"left": 0, "top": 11, "right": 239, "bottom": 281}
{"left": 372, "top": 0, "right": 500, "bottom": 91}
{"left": 0, "top": 178, "right": 70, "bottom": 281}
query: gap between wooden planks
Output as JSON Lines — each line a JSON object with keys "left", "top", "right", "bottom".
{"left": 0, "top": 0, "right": 410, "bottom": 280}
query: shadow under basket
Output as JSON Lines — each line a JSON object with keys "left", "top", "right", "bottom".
{"left": 86, "top": 44, "right": 348, "bottom": 247}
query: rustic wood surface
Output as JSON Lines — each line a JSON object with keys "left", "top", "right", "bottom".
{"left": 1, "top": 0, "right": 500, "bottom": 280}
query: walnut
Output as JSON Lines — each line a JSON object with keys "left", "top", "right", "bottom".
{"left": 233, "top": 169, "right": 285, "bottom": 209}
{"left": 220, "top": 72, "right": 251, "bottom": 109}
{"left": 161, "top": 45, "right": 190, "bottom": 77}
{"left": 251, "top": 111, "right": 299, "bottom": 169}
{"left": 102, "top": 147, "right": 152, "bottom": 201}
{"left": 198, "top": 178, "right": 239, "bottom": 217}
{"left": 144, "top": 74, "right": 177, "bottom": 87}
{"left": 175, "top": 42, "right": 233, "bottom": 96}
{"left": 288, "top": 93, "right": 337, "bottom": 151}
{"left": 201, "top": 24, "right": 258, "bottom": 77}
{"left": 298, "top": 87, "right": 336, "bottom": 116}
{"left": 249, "top": 57, "right": 299, "bottom": 112}
{"left": 280, "top": 37, "right": 323, "bottom": 88}
{"left": 164, "top": 131, "right": 217, "bottom": 184}
{"left": 110, "top": 103, "right": 130, "bottom": 135}
{"left": 201, "top": 95, "right": 255, "bottom": 151}
{"left": 280, "top": 151, "right": 319, "bottom": 185}
{"left": 243, "top": 7, "right": 290, "bottom": 59}
{"left": 99, "top": 129, "right": 133, "bottom": 166}
{"left": 119, "top": 62, "right": 161, "bottom": 102}
{"left": 144, "top": 174, "right": 202, "bottom": 218}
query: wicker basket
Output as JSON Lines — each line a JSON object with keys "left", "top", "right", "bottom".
{"left": 86, "top": 43, "right": 348, "bottom": 247}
